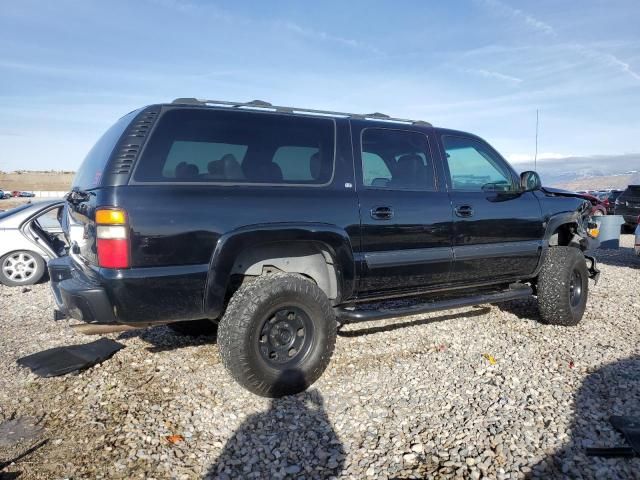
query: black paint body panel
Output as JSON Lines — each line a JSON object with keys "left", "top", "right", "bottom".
{"left": 56, "top": 103, "right": 592, "bottom": 325}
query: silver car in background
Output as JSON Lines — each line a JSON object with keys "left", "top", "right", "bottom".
{"left": 0, "top": 200, "right": 66, "bottom": 286}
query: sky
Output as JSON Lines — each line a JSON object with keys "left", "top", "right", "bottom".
{"left": 1, "top": 0, "right": 639, "bottom": 172}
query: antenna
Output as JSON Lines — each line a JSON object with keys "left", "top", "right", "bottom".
{"left": 534, "top": 109, "right": 539, "bottom": 170}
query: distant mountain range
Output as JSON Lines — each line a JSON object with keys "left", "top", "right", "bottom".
{"left": 513, "top": 153, "right": 640, "bottom": 189}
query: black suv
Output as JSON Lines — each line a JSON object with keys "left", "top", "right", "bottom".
{"left": 614, "top": 185, "right": 640, "bottom": 230}
{"left": 49, "top": 98, "right": 600, "bottom": 397}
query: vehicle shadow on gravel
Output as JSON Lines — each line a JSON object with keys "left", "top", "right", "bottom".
{"left": 205, "top": 371, "right": 345, "bottom": 479}
{"left": 338, "top": 307, "right": 491, "bottom": 337}
{"left": 117, "top": 325, "right": 217, "bottom": 353}
{"left": 496, "top": 298, "right": 541, "bottom": 321}
{"left": 594, "top": 245, "right": 640, "bottom": 269}
{"left": 527, "top": 356, "right": 640, "bottom": 478}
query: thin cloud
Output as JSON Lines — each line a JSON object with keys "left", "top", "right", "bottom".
{"left": 277, "top": 21, "right": 383, "bottom": 55}
{"left": 477, "top": 0, "right": 555, "bottom": 36}
{"left": 462, "top": 68, "right": 523, "bottom": 84}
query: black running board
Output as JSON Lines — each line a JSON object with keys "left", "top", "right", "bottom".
{"left": 334, "top": 285, "right": 533, "bottom": 323}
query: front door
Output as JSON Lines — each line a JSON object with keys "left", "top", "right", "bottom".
{"left": 440, "top": 134, "right": 544, "bottom": 284}
{"left": 354, "top": 124, "right": 454, "bottom": 296}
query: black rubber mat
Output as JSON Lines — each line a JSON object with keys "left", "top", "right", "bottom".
{"left": 586, "top": 416, "right": 640, "bottom": 457}
{"left": 16, "top": 338, "right": 124, "bottom": 377}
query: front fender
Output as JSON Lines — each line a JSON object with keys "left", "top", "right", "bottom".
{"left": 203, "top": 223, "right": 356, "bottom": 319}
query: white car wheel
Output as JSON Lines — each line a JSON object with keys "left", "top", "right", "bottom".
{"left": 0, "top": 251, "right": 45, "bottom": 286}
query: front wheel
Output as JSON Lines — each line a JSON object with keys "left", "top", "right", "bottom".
{"left": 0, "top": 251, "right": 46, "bottom": 286}
{"left": 218, "top": 273, "right": 336, "bottom": 397}
{"left": 536, "top": 246, "right": 589, "bottom": 326}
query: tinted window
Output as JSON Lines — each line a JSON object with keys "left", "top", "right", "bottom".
{"left": 134, "top": 109, "right": 335, "bottom": 185}
{"left": 443, "top": 136, "right": 514, "bottom": 192}
{"left": 73, "top": 110, "right": 140, "bottom": 189}
{"left": 362, "top": 152, "right": 392, "bottom": 185}
{"left": 361, "top": 129, "right": 435, "bottom": 190}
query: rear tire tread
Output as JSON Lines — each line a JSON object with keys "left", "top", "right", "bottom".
{"left": 218, "top": 273, "right": 336, "bottom": 397}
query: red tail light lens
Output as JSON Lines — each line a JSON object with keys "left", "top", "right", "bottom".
{"left": 96, "top": 209, "right": 129, "bottom": 269}
{"left": 97, "top": 238, "right": 130, "bottom": 268}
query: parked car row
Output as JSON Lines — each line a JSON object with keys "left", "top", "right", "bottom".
{"left": 597, "top": 190, "right": 624, "bottom": 214}
{"left": 0, "top": 189, "right": 35, "bottom": 198}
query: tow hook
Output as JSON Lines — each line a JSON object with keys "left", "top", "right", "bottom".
{"left": 585, "top": 254, "right": 600, "bottom": 284}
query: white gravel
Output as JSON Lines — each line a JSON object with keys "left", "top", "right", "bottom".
{"left": 1, "top": 237, "right": 639, "bottom": 479}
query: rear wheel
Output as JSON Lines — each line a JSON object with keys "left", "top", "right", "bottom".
{"left": 536, "top": 246, "right": 589, "bottom": 326}
{"left": 0, "top": 251, "right": 45, "bottom": 286}
{"left": 218, "top": 273, "right": 336, "bottom": 397}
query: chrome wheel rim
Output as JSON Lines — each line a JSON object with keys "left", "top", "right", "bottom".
{"left": 2, "top": 252, "right": 37, "bottom": 283}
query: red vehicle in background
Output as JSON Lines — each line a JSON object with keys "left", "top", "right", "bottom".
{"left": 574, "top": 192, "right": 607, "bottom": 216}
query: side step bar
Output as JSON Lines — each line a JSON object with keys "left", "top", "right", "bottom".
{"left": 334, "top": 285, "right": 533, "bottom": 324}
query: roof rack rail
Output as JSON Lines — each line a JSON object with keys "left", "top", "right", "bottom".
{"left": 170, "top": 98, "right": 432, "bottom": 126}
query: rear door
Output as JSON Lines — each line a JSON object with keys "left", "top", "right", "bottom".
{"left": 353, "top": 123, "right": 454, "bottom": 296}
{"left": 439, "top": 134, "right": 544, "bottom": 284}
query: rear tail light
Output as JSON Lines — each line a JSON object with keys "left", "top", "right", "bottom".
{"left": 96, "top": 208, "right": 129, "bottom": 268}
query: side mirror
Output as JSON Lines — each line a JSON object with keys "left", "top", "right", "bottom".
{"left": 520, "top": 171, "right": 541, "bottom": 192}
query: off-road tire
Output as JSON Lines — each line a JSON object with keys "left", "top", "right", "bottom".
{"left": 0, "top": 251, "right": 46, "bottom": 287}
{"left": 167, "top": 320, "right": 218, "bottom": 337}
{"left": 537, "top": 246, "right": 589, "bottom": 326}
{"left": 218, "top": 273, "right": 336, "bottom": 397}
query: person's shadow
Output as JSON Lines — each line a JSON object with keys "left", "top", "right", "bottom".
{"left": 205, "top": 370, "right": 345, "bottom": 479}
{"left": 528, "top": 355, "right": 640, "bottom": 478}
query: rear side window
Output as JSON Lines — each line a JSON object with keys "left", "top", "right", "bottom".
{"left": 73, "top": 110, "right": 140, "bottom": 189}
{"left": 361, "top": 128, "right": 436, "bottom": 190}
{"left": 134, "top": 109, "right": 335, "bottom": 185}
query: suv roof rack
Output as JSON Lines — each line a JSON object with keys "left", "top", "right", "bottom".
{"left": 171, "top": 98, "right": 432, "bottom": 126}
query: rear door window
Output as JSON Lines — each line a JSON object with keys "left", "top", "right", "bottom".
{"left": 134, "top": 108, "right": 335, "bottom": 185}
{"left": 360, "top": 128, "right": 436, "bottom": 190}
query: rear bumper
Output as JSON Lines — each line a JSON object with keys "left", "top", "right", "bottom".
{"left": 49, "top": 256, "right": 210, "bottom": 324}
{"left": 49, "top": 256, "right": 116, "bottom": 323}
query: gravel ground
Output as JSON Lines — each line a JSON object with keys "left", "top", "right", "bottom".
{"left": 1, "top": 237, "right": 639, "bottom": 479}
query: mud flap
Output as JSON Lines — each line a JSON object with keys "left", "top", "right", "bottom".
{"left": 17, "top": 338, "right": 124, "bottom": 377}
{"left": 586, "top": 416, "right": 640, "bottom": 457}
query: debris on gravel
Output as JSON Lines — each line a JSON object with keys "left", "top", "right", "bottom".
{"left": 1, "top": 237, "right": 639, "bottom": 479}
